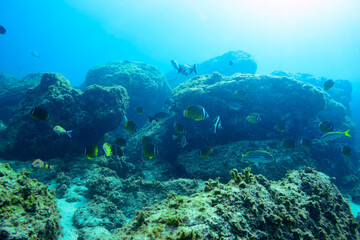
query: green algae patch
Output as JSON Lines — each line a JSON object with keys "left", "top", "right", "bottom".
{"left": 110, "top": 168, "right": 358, "bottom": 240}
{"left": 0, "top": 163, "right": 61, "bottom": 240}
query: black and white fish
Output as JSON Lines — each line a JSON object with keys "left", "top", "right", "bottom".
{"left": 213, "top": 116, "right": 222, "bottom": 134}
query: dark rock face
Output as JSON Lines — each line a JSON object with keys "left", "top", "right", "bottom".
{"left": 111, "top": 168, "right": 359, "bottom": 240}
{"left": 82, "top": 61, "right": 171, "bottom": 126}
{"left": 0, "top": 73, "right": 41, "bottom": 123}
{"left": 1, "top": 73, "right": 129, "bottom": 160}
{"left": 166, "top": 50, "right": 257, "bottom": 88}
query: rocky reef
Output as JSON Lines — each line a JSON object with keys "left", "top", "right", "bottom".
{"left": 0, "top": 73, "right": 42, "bottom": 123}
{"left": 0, "top": 163, "right": 61, "bottom": 240}
{"left": 111, "top": 168, "right": 358, "bottom": 239}
{"left": 81, "top": 60, "right": 171, "bottom": 126}
{"left": 111, "top": 71, "right": 359, "bottom": 204}
{"left": 166, "top": 50, "right": 257, "bottom": 88}
{"left": 1, "top": 72, "right": 129, "bottom": 160}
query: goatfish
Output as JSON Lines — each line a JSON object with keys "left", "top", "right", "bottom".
{"left": 31, "top": 159, "right": 53, "bottom": 171}
{"left": 183, "top": 105, "right": 209, "bottom": 121}
{"left": 321, "top": 130, "right": 351, "bottom": 141}
{"left": 125, "top": 120, "right": 137, "bottom": 134}
{"left": 213, "top": 116, "right": 222, "bottom": 134}
{"left": 324, "top": 79, "right": 334, "bottom": 91}
{"left": 143, "top": 143, "right": 158, "bottom": 159}
{"left": 241, "top": 150, "right": 274, "bottom": 164}
{"left": 30, "top": 107, "right": 48, "bottom": 120}
{"left": 102, "top": 142, "right": 112, "bottom": 157}
{"left": 84, "top": 144, "right": 98, "bottom": 159}
{"left": 53, "top": 126, "right": 72, "bottom": 138}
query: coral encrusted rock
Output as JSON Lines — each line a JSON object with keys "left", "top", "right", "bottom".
{"left": 82, "top": 61, "right": 171, "bottom": 126}
{"left": 110, "top": 168, "right": 358, "bottom": 240}
{"left": 1, "top": 72, "right": 129, "bottom": 160}
{"left": 0, "top": 163, "right": 61, "bottom": 240}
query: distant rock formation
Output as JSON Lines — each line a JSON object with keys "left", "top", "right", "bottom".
{"left": 271, "top": 71, "right": 353, "bottom": 112}
{"left": 81, "top": 61, "right": 171, "bottom": 127}
{"left": 0, "top": 73, "right": 42, "bottom": 123}
{"left": 166, "top": 50, "right": 257, "bottom": 88}
{"left": 1, "top": 73, "right": 129, "bottom": 160}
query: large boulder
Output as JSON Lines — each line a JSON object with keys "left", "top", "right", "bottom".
{"left": 82, "top": 61, "right": 171, "bottom": 126}
{"left": 1, "top": 73, "right": 129, "bottom": 160}
{"left": 0, "top": 163, "right": 62, "bottom": 240}
{"left": 166, "top": 50, "right": 257, "bottom": 88}
{"left": 110, "top": 168, "right": 359, "bottom": 239}
{"left": 0, "top": 73, "right": 41, "bottom": 123}
{"left": 271, "top": 71, "right": 353, "bottom": 112}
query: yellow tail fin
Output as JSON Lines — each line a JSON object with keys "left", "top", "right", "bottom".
{"left": 344, "top": 129, "right": 352, "bottom": 137}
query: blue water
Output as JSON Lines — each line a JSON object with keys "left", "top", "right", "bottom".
{"left": 1, "top": 0, "right": 360, "bottom": 238}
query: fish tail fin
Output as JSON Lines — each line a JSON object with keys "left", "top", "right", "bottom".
{"left": 344, "top": 129, "right": 352, "bottom": 137}
{"left": 66, "top": 130, "right": 73, "bottom": 138}
{"left": 193, "top": 64, "right": 197, "bottom": 74}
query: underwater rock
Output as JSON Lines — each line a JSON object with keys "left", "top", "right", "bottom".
{"left": 110, "top": 168, "right": 359, "bottom": 239}
{"left": 77, "top": 226, "right": 112, "bottom": 240}
{"left": 0, "top": 73, "right": 41, "bottom": 123}
{"left": 0, "top": 163, "right": 61, "bottom": 240}
{"left": 272, "top": 71, "right": 353, "bottom": 111}
{"left": 177, "top": 139, "right": 315, "bottom": 182}
{"left": 73, "top": 195, "right": 126, "bottom": 230}
{"left": 82, "top": 60, "right": 171, "bottom": 126}
{"left": 167, "top": 73, "right": 326, "bottom": 151}
{"left": 85, "top": 172, "right": 203, "bottom": 219}
{"left": 1, "top": 73, "right": 129, "bottom": 160}
{"left": 166, "top": 50, "right": 257, "bottom": 88}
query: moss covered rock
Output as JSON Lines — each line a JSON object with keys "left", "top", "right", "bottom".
{"left": 1, "top": 73, "right": 129, "bottom": 160}
{"left": 0, "top": 163, "right": 61, "bottom": 240}
{"left": 83, "top": 60, "right": 171, "bottom": 126}
{"left": 110, "top": 168, "right": 358, "bottom": 240}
